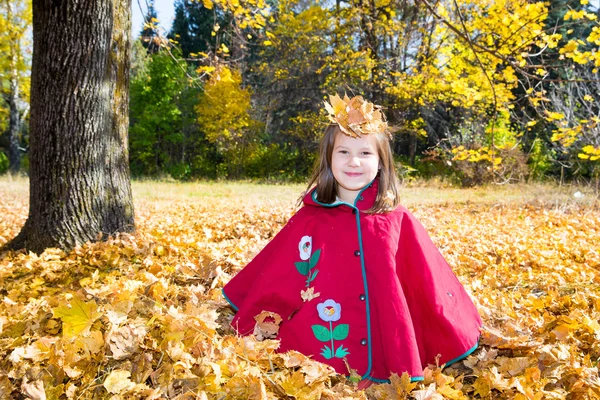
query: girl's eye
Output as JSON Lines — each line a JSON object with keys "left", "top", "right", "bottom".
{"left": 338, "top": 150, "right": 348, "bottom": 154}
{"left": 362, "top": 151, "right": 372, "bottom": 155}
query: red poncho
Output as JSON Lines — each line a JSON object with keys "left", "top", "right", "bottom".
{"left": 223, "top": 180, "right": 481, "bottom": 382}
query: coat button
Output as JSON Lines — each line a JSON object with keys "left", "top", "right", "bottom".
{"left": 354, "top": 250, "right": 361, "bottom": 257}
{"left": 359, "top": 294, "right": 366, "bottom": 301}
{"left": 359, "top": 195, "right": 364, "bottom": 201}
{"left": 360, "top": 339, "right": 367, "bottom": 345}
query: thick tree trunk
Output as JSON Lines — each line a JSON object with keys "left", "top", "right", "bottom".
{"left": 5, "top": 0, "right": 134, "bottom": 253}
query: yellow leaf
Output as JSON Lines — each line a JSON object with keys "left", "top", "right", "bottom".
{"left": 103, "top": 369, "right": 135, "bottom": 394}
{"left": 52, "top": 297, "right": 102, "bottom": 338}
{"left": 437, "top": 384, "right": 467, "bottom": 399}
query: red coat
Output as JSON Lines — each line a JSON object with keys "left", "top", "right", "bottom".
{"left": 223, "top": 180, "right": 481, "bottom": 382}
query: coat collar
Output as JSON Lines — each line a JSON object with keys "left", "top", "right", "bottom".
{"left": 303, "top": 178, "right": 379, "bottom": 212}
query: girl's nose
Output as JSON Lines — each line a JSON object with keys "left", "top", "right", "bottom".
{"left": 348, "top": 156, "right": 360, "bottom": 167}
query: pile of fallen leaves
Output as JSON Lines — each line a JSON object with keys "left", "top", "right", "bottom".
{"left": 1, "top": 187, "right": 599, "bottom": 399}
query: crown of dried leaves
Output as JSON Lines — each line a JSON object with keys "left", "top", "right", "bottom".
{"left": 323, "top": 94, "right": 390, "bottom": 138}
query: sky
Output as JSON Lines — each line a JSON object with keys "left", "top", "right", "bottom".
{"left": 131, "top": 0, "right": 175, "bottom": 37}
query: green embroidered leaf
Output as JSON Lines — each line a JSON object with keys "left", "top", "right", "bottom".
{"left": 332, "top": 324, "right": 349, "bottom": 340}
{"left": 307, "top": 269, "right": 319, "bottom": 283}
{"left": 295, "top": 261, "right": 309, "bottom": 276}
{"left": 311, "top": 324, "right": 331, "bottom": 342}
{"left": 334, "top": 345, "right": 350, "bottom": 358}
{"left": 308, "top": 249, "right": 321, "bottom": 269}
{"left": 320, "top": 344, "right": 333, "bottom": 359}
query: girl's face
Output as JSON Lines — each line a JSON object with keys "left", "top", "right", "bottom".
{"left": 331, "top": 132, "right": 380, "bottom": 204}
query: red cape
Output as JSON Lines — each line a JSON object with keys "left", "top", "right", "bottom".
{"left": 223, "top": 180, "right": 481, "bottom": 382}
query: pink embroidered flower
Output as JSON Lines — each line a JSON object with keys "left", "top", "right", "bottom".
{"left": 298, "top": 236, "right": 312, "bottom": 261}
{"left": 317, "top": 299, "right": 341, "bottom": 322}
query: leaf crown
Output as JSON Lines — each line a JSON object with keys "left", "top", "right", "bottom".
{"left": 323, "top": 94, "right": 390, "bottom": 138}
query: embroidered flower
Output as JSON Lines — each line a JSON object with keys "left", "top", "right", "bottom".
{"left": 298, "top": 236, "right": 312, "bottom": 261}
{"left": 312, "top": 299, "right": 349, "bottom": 359}
{"left": 317, "top": 299, "right": 341, "bottom": 322}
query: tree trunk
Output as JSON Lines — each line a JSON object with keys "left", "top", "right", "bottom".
{"left": 5, "top": 0, "right": 134, "bottom": 253}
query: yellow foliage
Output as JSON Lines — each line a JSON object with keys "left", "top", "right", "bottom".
{"left": 578, "top": 145, "right": 600, "bottom": 161}
{"left": 52, "top": 297, "right": 102, "bottom": 339}
{"left": 197, "top": 66, "right": 253, "bottom": 144}
{"left": 1, "top": 183, "right": 600, "bottom": 397}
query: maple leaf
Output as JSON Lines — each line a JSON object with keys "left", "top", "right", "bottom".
{"left": 21, "top": 378, "right": 46, "bottom": 400}
{"left": 103, "top": 369, "right": 135, "bottom": 394}
{"left": 52, "top": 297, "right": 102, "bottom": 338}
{"left": 390, "top": 372, "right": 418, "bottom": 396}
{"left": 253, "top": 310, "right": 282, "bottom": 341}
{"left": 412, "top": 383, "right": 443, "bottom": 400}
{"left": 280, "top": 371, "right": 323, "bottom": 399}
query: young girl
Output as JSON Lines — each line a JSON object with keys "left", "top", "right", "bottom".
{"left": 222, "top": 94, "right": 481, "bottom": 384}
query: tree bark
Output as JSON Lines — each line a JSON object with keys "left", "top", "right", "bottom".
{"left": 5, "top": 0, "right": 135, "bottom": 253}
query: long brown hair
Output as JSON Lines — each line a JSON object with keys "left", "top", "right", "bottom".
{"left": 303, "top": 124, "right": 401, "bottom": 213}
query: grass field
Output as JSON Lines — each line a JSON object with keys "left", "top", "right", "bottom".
{"left": 1, "top": 176, "right": 599, "bottom": 398}
{"left": 2, "top": 175, "right": 599, "bottom": 208}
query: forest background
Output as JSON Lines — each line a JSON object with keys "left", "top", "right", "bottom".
{"left": 2, "top": 0, "right": 600, "bottom": 186}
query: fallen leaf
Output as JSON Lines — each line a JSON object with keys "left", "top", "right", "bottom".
{"left": 52, "top": 297, "right": 102, "bottom": 338}
{"left": 103, "top": 369, "right": 135, "bottom": 394}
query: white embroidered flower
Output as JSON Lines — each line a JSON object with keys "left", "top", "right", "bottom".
{"left": 317, "top": 299, "right": 341, "bottom": 322}
{"left": 298, "top": 236, "right": 312, "bottom": 261}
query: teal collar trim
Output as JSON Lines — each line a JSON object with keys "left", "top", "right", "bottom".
{"left": 222, "top": 288, "right": 239, "bottom": 311}
{"left": 310, "top": 179, "right": 375, "bottom": 209}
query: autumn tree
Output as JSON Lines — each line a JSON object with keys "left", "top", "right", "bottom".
{"left": 196, "top": 66, "right": 258, "bottom": 178}
{"left": 4, "top": 0, "right": 134, "bottom": 253}
{"left": 0, "top": 0, "right": 31, "bottom": 174}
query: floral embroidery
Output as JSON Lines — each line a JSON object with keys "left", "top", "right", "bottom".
{"left": 298, "top": 236, "right": 312, "bottom": 260}
{"left": 312, "top": 299, "right": 350, "bottom": 359}
{"left": 317, "top": 300, "right": 341, "bottom": 321}
{"left": 295, "top": 236, "right": 320, "bottom": 287}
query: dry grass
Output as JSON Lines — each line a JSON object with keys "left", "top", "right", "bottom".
{"left": 1, "top": 175, "right": 598, "bottom": 210}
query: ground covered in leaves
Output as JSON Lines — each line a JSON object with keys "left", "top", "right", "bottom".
{"left": 1, "top": 181, "right": 600, "bottom": 399}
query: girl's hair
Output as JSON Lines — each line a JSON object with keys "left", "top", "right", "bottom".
{"left": 304, "top": 124, "right": 401, "bottom": 213}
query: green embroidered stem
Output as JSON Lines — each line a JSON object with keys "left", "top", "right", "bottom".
{"left": 329, "top": 320, "right": 334, "bottom": 357}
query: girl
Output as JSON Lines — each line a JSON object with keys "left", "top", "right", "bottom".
{"left": 222, "top": 94, "right": 481, "bottom": 385}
